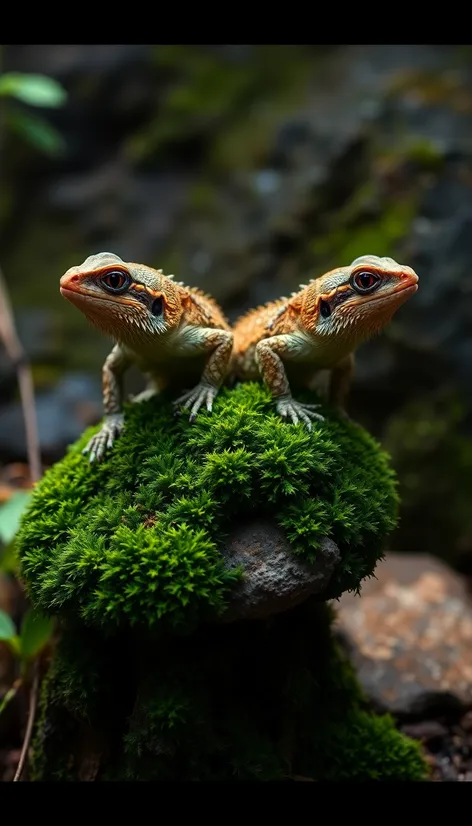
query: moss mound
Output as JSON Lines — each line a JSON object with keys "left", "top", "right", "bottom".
{"left": 16, "top": 382, "right": 427, "bottom": 781}
{"left": 18, "top": 383, "right": 398, "bottom": 632}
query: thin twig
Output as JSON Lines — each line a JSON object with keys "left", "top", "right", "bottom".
{"left": 13, "top": 659, "right": 40, "bottom": 782}
{"left": 0, "top": 677, "right": 22, "bottom": 716}
{"left": 0, "top": 264, "right": 42, "bottom": 482}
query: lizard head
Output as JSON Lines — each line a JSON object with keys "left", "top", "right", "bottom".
{"left": 301, "top": 255, "right": 419, "bottom": 342}
{"left": 60, "top": 252, "right": 184, "bottom": 344}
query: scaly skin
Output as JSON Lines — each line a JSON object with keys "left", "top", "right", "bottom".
{"left": 232, "top": 255, "right": 419, "bottom": 429}
{"left": 60, "top": 252, "right": 233, "bottom": 461}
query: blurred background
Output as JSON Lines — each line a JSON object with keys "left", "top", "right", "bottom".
{"left": 1, "top": 44, "right": 472, "bottom": 780}
{"left": 1, "top": 43, "right": 471, "bottom": 567}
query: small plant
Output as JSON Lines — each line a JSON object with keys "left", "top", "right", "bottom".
{"left": 0, "top": 490, "right": 33, "bottom": 573}
{"left": 0, "top": 63, "right": 67, "bottom": 155}
{"left": 0, "top": 606, "right": 54, "bottom": 714}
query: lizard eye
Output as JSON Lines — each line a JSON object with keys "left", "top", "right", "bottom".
{"left": 351, "top": 270, "right": 380, "bottom": 293}
{"left": 100, "top": 270, "right": 130, "bottom": 294}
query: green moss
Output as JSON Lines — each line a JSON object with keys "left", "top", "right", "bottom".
{"left": 30, "top": 667, "right": 77, "bottom": 782}
{"left": 303, "top": 709, "right": 426, "bottom": 781}
{"left": 30, "top": 624, "right": 133, "bottom": 781}
{"left": 310, "top": 196, "right": 417, "bottom": 266}
{"left": 403, "top": 138, "right": 444, "bottom": 170}
{"left": 17, "top": 383, "right": 398, "bottom": 633}
{"left": 21, "top": 384, "right": 426, "bottom": 781}
{"left": 31, "top": 602, "right": 427, "bottom": 781}
{"left": 126, "top": 45, "right": 315, "bottom": 168}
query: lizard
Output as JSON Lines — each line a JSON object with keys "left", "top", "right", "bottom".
{"left": 232, "top": 255, "right": 419, "bottom": 429}
{"left": 60, "top": 252, "right": 233, "bottom": 462}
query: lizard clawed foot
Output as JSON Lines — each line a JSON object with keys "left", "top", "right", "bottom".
{"left": 173, "top": 382, "right": 218, "bottom": 423}
{"left": 82, "top": 413, "right": 125, "bottom": 463}
{"left": 276, "top": 396, "right": 325, "bottom": 431}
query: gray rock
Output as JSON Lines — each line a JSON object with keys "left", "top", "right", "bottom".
{"left": 221, "top": 518, "right": 340, "bottom": 622}
{"left": 400, "top": 719, "right": 448, "bottom": 745}
{"left": 335, "top": 553, "right": 472, "bottom": 717}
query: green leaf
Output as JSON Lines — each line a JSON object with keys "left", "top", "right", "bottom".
{"left": 20, "top": 607, "right": 54, "bottom": 660}
{"left": 6, "top": 110, "right": 65, "bottom": 156}
{"left": 0, "top": 490, "right": 33, "bottom": 545}
{"left": 0, "top": 72, "right": 67, "bottom": 107}
{"left": 0, "top": 610, "right": 21, "bottom": 657}
{"left": 0, "top": 609, "right": 16, "bottom": 641}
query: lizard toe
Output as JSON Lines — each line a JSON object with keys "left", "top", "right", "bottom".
{"left": 205, "top": 391, "right": 215, "bottom": 412}
{"left": 296, "top": 408, "right": 315, "bottom": 429}
{"left": 83, "top": 414, "right": 125, "bottom": 463}
{"left": 276, "top": 398, "right": 324, "bottom": 431}
{"left": 286, "top": 408, "right": 300, "bottom": 426}
{"left": 175, "top": 383, "right": 217, "bottom": 422}
{"left": 173, "top": 389, "right": 191, "bottom": 407}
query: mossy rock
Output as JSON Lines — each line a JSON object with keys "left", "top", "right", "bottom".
{"left": 17, "top": 382, "right": 427, "bottom": 781}
{"left": 30, "top": 602, "right": 427, "bottom": 781}
{"left": 18, "top": 382, "right": 398, "bottom": 633}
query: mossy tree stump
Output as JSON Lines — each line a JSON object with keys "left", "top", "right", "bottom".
{"left": 17, "top": 384, "right": 427, "bottom": 780}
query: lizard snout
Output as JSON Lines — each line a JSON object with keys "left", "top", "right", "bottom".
{"left": 60, "top": 271, "right": 81, "bottom": 295}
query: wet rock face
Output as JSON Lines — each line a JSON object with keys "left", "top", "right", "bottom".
{"left": 335, "top": 553, "right": 472, "bottom": 717}
{"left": 221, "top": 519, "right": 340, "bottom": 621}
{"left": 3, "top": 45, "right": 469, "bottom": 319}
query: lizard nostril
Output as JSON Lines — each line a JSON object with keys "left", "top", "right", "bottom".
{"left": 61, "top": 273, "right": 79, "bottom": 286}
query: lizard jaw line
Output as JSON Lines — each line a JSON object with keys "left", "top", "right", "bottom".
{"left": 355, "top": 281, "right": 418, "bottom": 307}
{"left": 60, "top": 286, "right": 138, "bottom": 308}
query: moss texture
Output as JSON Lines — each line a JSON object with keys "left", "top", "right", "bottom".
{"left": 17, "top": 382, "right": 427, "bottom": 781}
{"left": 31, "top": 603, "right": 427, "bottom": 781}
{"left": 18, "top": 383, "right": 398, "bottom": 633}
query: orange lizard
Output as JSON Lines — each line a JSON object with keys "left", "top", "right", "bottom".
{"left": 232, "top": 255, "right": 419, "bottom": 428}
{"left": 60, "top": 252, "right": 233, "bottom": 461}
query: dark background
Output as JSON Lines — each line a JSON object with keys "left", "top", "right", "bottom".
{"left": 1, "top": 44, "right": 471, "bottom": 568}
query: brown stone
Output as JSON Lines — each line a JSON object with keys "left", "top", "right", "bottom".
{"left": 221, "top": 518, "right": 340, "bottom": 622}
{"left": 335, "top": 553, "right": 472, "bottom": 716}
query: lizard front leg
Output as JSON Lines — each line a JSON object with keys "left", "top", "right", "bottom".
{"left": 255, "top": 334, "right": 324, "bottom": 431}
{"left": 173, "top": 328, "right": 233, "bottom": 422}
{"left": 83, "top": 344, "right": 132, "bottom": 462}
{"left": 328, "top": 353, "right": 354, "bottom": 417}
